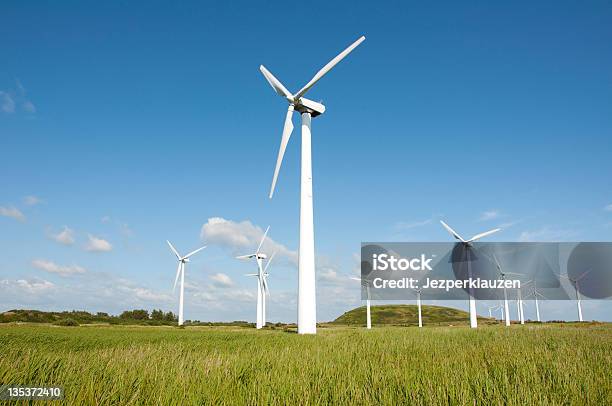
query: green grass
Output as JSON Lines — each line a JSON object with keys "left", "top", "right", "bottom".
{"left": 1, "top": 323, "right": 610, "bottom": 404}
{"left": 332, "top": 304, "right": 496, "bottom": 326}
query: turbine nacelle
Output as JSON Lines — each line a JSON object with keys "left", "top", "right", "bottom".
{"left": 294, "top": 98, "right": 326, "bottom": 117}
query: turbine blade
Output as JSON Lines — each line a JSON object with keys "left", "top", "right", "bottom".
{"left": 492, "top": 253, "right": 501, "bottom": 271}
{"left": 256, "top": 226, "right": 270, "bottom": 254}
{"left": 183, "top": 245, "right": 206, "bottom": 260}
{"left": 262, "top": 276, "right": 269, "bottom": 295}
{"left": 576, "top": 269, "right": 591, "bottom": 281}
{"left": 172, "top": 261, "right": 181, "bottom": 292}
{"left": 167, "top": 240, "right": 181, "bottom": 259}
{"left": 439, "top": 220, "right": 466, "bottom": 243}
{"left": 293, "top": 36, "right": 365, "bottom": 100}
{"left": 260, "top": 65, "right": 293, "bottom": 101}
{"left": 236, "top": 254, "right": 256, "bottom": 260}
{"left": 269, "top": 106, "right": 294, "bottom": 198}
{"left": 350, "top": 276, "right": 361, "bottom": 281}
{"left": 245, "top": 273, "right": 258, "bottom": 277}
{"left": 467, "top": 228, "right": 501, "bottom": 243}
{"left": 263, "top": 252, "right": 276, "bottom": 273}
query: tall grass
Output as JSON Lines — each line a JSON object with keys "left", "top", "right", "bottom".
{"left": 1, "top": 324, "right": 610, "bottom": 404}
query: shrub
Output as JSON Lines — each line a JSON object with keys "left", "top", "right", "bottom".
{"left": 54, "top": 318, "right": 79, "bottom": 327}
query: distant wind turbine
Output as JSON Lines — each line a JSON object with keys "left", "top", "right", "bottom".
{"left": 560, "top": 269, "right": 590, "bottom": 322}
{"left": 492, "top": 253, "right": 520, "bottom": 327}
{"left": 237, "top": 226, "right": 273, "bottom": 329}
{"left": 351, "top": 276, "right": 371, "bottom": 329}
{"left": 524, "top": 280, "right": 547, "bottom": 322}
{"left": 414, "top": 288, "right": 423, "bottom": 328}
{"left": 440, "top": 220, "right": 501, "bottom": 328}
{"left": 166, "top": 240, "right": 206, "bottom": 326}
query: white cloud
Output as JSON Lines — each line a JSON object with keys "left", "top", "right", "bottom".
{"left": 50, "top": 226, "right": 75, "bottom": 245}
{"left": 85, "top": 234, "right": 112, "bottom": 252}
{"left": 0, "top": 206, "right": 25, "bottom": 222}
{"left": 117, "top": 285, "right": 172, "bottom": 302}
{"left": 23, "top": 195, "right": 43, "bottom": 206}
{"left": 1, "top": 278, "right": 55, "bottom": 294}
{"left": 604, "top": 204, "right": 612, "bottom": 212}
{"left": 0, "top": 91, "right": 15, "bottom": 113}
{"left": 479, "top": 210, "right": 500, "bottom": 221}
{"left": 517, "top": 227, "right": 574, "bottom": 242}
{"left": 201, "top": 217, "right": 297, "bottom": 265}
{"left": 32, "top": 259, "right": 86, "bottom": 276}
{"left": 210, "top": 273, "right": 234, "bottom": 288}
{"left": 317, "top": 267, "right": 347, "bottom": 286}
{"left": 1, "top": 81, "right": 35, "bottom": 114}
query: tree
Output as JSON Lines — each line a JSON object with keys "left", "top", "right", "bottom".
{"left": 120, "top": 309, "right": 150, "bottom": 320}
{"left": 151, "top": 309, "right": 164, "bottom": 320}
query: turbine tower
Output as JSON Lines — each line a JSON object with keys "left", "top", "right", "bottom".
{"left": 440, "top": 220, "right": 501, "bottom": 328}
{"left": 415, "top": 288, "right": 423, "bottom": 328}
{"left": 524, "top": 280, "right": 546, "bottom": 322}
{"left": 492, "top": 253, "right": 520, "bottom": 327}
{"left": 261, "top": 36, "right": 366, "bottom": 334}
{"left": 351, "top": 276, "right": 371, "bottom": 329}
{"left": 167, "top": 241, "right": 206, "bottom": 326}
{"left": 561, "top": 270, "right": 590, "bottom": 322}
{"left": 237, "top": 226, "right": 272, "bottom": 329}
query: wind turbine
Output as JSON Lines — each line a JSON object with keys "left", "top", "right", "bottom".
{"left": 524, "top": 280, "right": 546, "bottom": 322}
{"left": 560, "top": 270, "right": 590, "bottom": 322}
{"left": 415, "top": 288, "right": 423, "bottom": 328}
{"left": 440, "top": 220, "right": 501, "bottom": 328}
{"left": 237, "top": 226, "right": 272, "bottom": 329}
{"left": 516, "top": 285, "right": 525, "bottom": 324}
{"left": 351, "top": 276, "right": 371, "bottom": 329}
{"left": 261, "top": 36, "right": 366, "bottom": 334}
{"left": 492, "top": 253, "right": 520, "bottom": 327}
{"left": 166, "top": 240, "right": 207, "bottom": 326}
{"left": 488, "top": 304, "right": 501, "bottom": 319}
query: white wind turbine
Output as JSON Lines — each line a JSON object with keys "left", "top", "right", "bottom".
{"left": 261, "top": 36, "right": 366, "bottom": 335}
{"left": 492, "top": 253, "right": 520, "bottom": 327}
{"left": 166, "top": 240, "right": 207, "bottom": 326}
{"left": 237, "top": 226, "right": 273, "bottom": 329}
{"left": 415, "top": 288, "right": 423, "bottom": 328}
{"left": 560, "top": 270, "right": 590, "bottom": 322}
{"left": 351, "top": 277, "right": 371, "bottom": 329}
{"left": 440, "top": 220, "right": 501, "bottom": 328}
{"left": 524, "top": 280, "right": 546, "bottom": 322}
{"left": 488, "top": 304, "right": 501, "bottom": 319}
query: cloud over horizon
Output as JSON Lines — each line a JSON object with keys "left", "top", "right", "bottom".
{"left": 32, "top": 259, "right": 86, "bottom": 277}
{"left": 201, "top": 217, "right": 297, "bottom": 265}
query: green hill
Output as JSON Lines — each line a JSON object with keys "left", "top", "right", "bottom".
{"left": 332, "top": 304, "right": 496, "bottom": 327}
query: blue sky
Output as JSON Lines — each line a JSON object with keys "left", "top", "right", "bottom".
{"left": 1, "top": 1, "right": 611, "bottom": 322}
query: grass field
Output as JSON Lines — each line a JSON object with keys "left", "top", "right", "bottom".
{"left": 1, "top": 323, "right": 611, "bottom": 404}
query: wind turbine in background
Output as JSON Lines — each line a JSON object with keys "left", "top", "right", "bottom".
{"left": 524, "top": 280, "right": 546, "bottom": 322}
{"left": 516, "top": 284, "right": 527, "bottom": 325}
{"left": 488, "top": 303, "right": 502, "bottom": 319}
{"left": 440, "top": 220, "right": 501, "bottom": 328}
{"left": 560, "top": 269, "right": 590, "bottom": 322}
{"left": 351, "top": 276, "right": 371, "bottom": 329}
{"left": 261, "top": 36, "right": 366, "bottom": 334}
{"left": 415, "top": 288, "right": 423, "bottom": 328}
{"left": 166, "top": 241, "right": 207, "bottom": 326}
{"left": 492, "top": 253, "right": 519, "bottom": 327}
{"left": 237, "top": 226, "right": 272, "bottom": 329}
